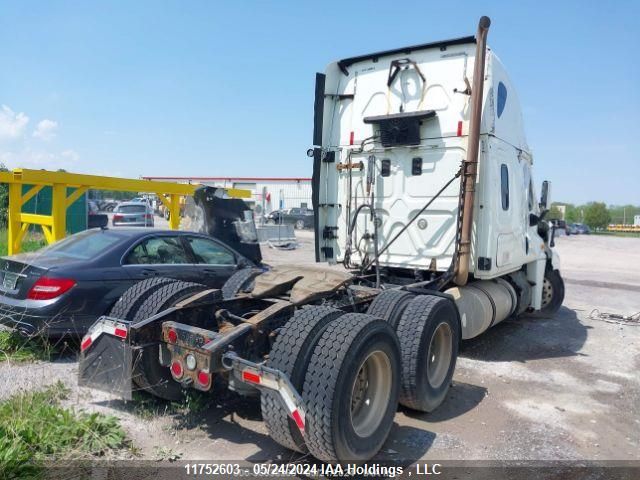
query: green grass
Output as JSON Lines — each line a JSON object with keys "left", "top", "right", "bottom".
{"left": 0, "top": 330, "right": 56, "bottom": 363}
{"left": 0, "top": 382, "right": 127, "bottom": 479}
{"left": 131, "top": 388, "right": 212, "bottom": 419}
{"left": 0, "top": 228, "right": 46, "bottom": 257}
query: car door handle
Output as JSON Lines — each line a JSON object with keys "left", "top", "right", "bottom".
{"left": 202, "top": 268, "right": 218, "bottom": 275}
{"left": 140, "top": 268, "right": 158, "bottom": 277}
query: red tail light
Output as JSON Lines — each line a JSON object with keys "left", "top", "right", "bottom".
{"left": 171, "top": 361, "right": 183, "bottom": 379}
{"left": 167, "top": 329, "right": 178, "bottom": 343}
{"left": 349, "top": 131, "right": 355, "bottom": 145}
{"left": 113, "top": 214, "right": 123, "bottom": 221}
{"left": 457, "top": 121, "right": 463, "bottom": 137}
{"left": 27, "top": 277, "right": 76, "bottom": 300}
{"left": 145, "top": 214, "right": 153, "bottom": 219}
{"left": 197, "top": 370, "right": 211, "bottom": 388}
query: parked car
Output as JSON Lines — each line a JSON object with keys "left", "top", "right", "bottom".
{"left": 113, "top": 202, "right": 155, "bottom": 227}
{"left": 572, "top": 223, "right": 591, "bottom": 234}
{"left": 0, "top": 228, "right": 255, "bottom": 337}
{"left": 266, "top": 208, "right": 314, "bottom": 229}
{"left": 566, "top": 223, "right": 579, "bottom": 235}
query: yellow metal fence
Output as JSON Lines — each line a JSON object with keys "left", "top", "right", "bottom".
{"left": 0, "top": 168, "right": 250, "bottom": 255}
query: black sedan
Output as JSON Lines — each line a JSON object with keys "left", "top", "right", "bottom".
{"left": 266, "top": 208, "right": 314, "bottom": 229}
{"left": 0, "top": 228, "right": 255, "bottom": 337}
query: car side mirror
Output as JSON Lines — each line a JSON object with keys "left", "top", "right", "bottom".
{"left": 540, "top": 180, "right": 551, "bottom": 211}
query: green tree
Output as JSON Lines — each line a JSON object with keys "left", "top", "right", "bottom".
{"left": 583, "top": 202, "right": 611, "bottom": 230}
{"left": 564, "top": 204, "right": 581, "bottom": 223}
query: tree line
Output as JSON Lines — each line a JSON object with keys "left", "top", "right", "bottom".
{"left": 547, "top": 202, "right": 640, "bottom": 230}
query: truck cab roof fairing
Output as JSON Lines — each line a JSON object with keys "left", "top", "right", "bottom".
{"left": 337, "top": 36, "right": 476, "bottom": 75}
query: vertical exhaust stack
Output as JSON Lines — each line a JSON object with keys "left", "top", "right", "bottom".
{"left": 454, "top": 16, "right": 491, "bottom": 286}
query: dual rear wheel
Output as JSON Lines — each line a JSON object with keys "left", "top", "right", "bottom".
{"left": 262, "top": 307, "right": 401, "bottom": 463}
{"left": 263, "top": 291, "right": 459, "bottom": 462}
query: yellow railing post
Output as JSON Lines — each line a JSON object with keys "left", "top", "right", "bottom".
{"left": 7, "top": 183, "right": 22, "bottom": 255}
{"left": 168, "top": 194, "right": 181, "bottom": 230}
{"left": 51, "top": 184, "right": 67, "bottom": 242}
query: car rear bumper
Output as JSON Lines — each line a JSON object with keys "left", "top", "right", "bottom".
{"left": 112, "top": 221, "right": 154, "bottom": 227}
{"left": 0, "top": 295, "right": 96, "bottom": 337}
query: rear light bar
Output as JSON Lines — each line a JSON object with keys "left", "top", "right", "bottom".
{"left": 113, "top": 214, "right": 123, "bottom": 221}
{"left": 80, "top": 318, "right": 128, "bottom": 353}
{"left": 27, "top": 277, "right": 76, "bottom": 300}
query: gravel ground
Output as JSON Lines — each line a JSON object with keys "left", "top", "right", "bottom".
{"left": 1, "top": 232, "right": 638, "bottom": 463}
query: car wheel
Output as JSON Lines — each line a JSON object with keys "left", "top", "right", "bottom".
{"left": 294, "top": 219, "right": 305, "bottom": 230}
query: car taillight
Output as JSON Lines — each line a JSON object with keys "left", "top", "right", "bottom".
{"left": 145, "top": 213, "right": 153, "bottom": 219}
{"left": 27, "top": 277, "right": 76, "bottom": 300}
{"left": 113, "top": 214, "right": 123, "bottom": 221}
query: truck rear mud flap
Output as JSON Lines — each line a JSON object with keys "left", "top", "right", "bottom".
{"left": 78, "top": 317, "right": 134, "bottom": 401}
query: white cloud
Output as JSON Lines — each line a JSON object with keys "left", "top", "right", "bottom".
{"left": 0, "top": 148, "right": 80, "bottom": 171}
{"left": 0, "top": 104, "right": 80, "bottom": 172}
{"left": 33, "top": 119, "right": 58, "bottom": 141}
{"left": 0, "top": 105, "right": 29, "bottom": 140}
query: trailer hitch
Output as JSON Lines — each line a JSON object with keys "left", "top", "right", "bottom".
{"left": 222, "top": 352, "right": 306, "bottom": 434}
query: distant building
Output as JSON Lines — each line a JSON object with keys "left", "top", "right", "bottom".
{"left": 635, "top": 215, "right": 640, "bottom": 226}
{"left": 141, "top": 176, "right": 312, "bottom": 215}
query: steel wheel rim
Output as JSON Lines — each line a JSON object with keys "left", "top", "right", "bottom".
{"left": 295, "top": 220, "right": 304, "bottom": 229}
{"left": 349, "top": 350, "right": 392, "bottom": 437}
{"left": 541, "top": 278, "right": 554, "bottom": 308}
{"left": 427, "top": 322, "right": 453, "bottom": 388}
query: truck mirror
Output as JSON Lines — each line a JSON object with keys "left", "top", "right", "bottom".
{"left": 540, "top": 180, "right": 551, "bottom": 211}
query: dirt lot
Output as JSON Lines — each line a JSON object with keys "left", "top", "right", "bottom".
{"left": 1, "top": 232, "right": 638, "bottom": 463}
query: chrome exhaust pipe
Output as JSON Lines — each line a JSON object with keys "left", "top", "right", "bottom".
{"left": 455, "top": 16, "right": 491, "bottom": 286}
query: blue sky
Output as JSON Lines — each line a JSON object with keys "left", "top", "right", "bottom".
{"left": 0, "top": 1, "right": 637, "bottom": 205}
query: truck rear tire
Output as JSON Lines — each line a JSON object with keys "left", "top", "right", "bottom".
{"left": 131, "top": 281, "right": 209, "bottom": 401}
{"left": 366, "top": 289, "right": 415, "bottom": 329}
{"left": 109, "top": 277, "right": 178, "bottom": 321}
{"left": 396, "top": 295, "right": 459, "bottom": 412}
{"left": 303, "top": 313, "right": 400, "bottom": 463}
{"left": 222, "top": 268, "right": 262, "bottom": 300}
{"left": 538, "top": 268, "right": 565, "bottom": 316}
{"left": 261, "top": 306, "right": 344, "bottom": 453}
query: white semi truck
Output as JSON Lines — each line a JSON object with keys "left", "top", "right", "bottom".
{"left": 79, "top": 17, "right": 564, "bottom": 463}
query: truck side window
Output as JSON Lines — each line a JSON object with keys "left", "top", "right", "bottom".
{"left": 500, "top": 164, "right": 509, "bottom": 210}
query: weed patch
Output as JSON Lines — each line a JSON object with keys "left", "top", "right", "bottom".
{"left": 0, "top": 330, "right": 56, "bottom": 363}
{"left": 0, "top": 382, "right": 128, "bottom": 479}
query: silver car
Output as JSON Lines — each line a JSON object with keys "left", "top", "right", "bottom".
{"left": 112, "top": 202, "right": 155, "bottom": 227}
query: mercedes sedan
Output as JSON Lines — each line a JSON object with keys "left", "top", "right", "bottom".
{"left": 0, "top": 228, "right": 255, "bottom": 337}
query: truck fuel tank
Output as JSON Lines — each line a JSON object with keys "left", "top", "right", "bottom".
{"left": 445, "top": 278, "right": 517, "bottom": 339}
